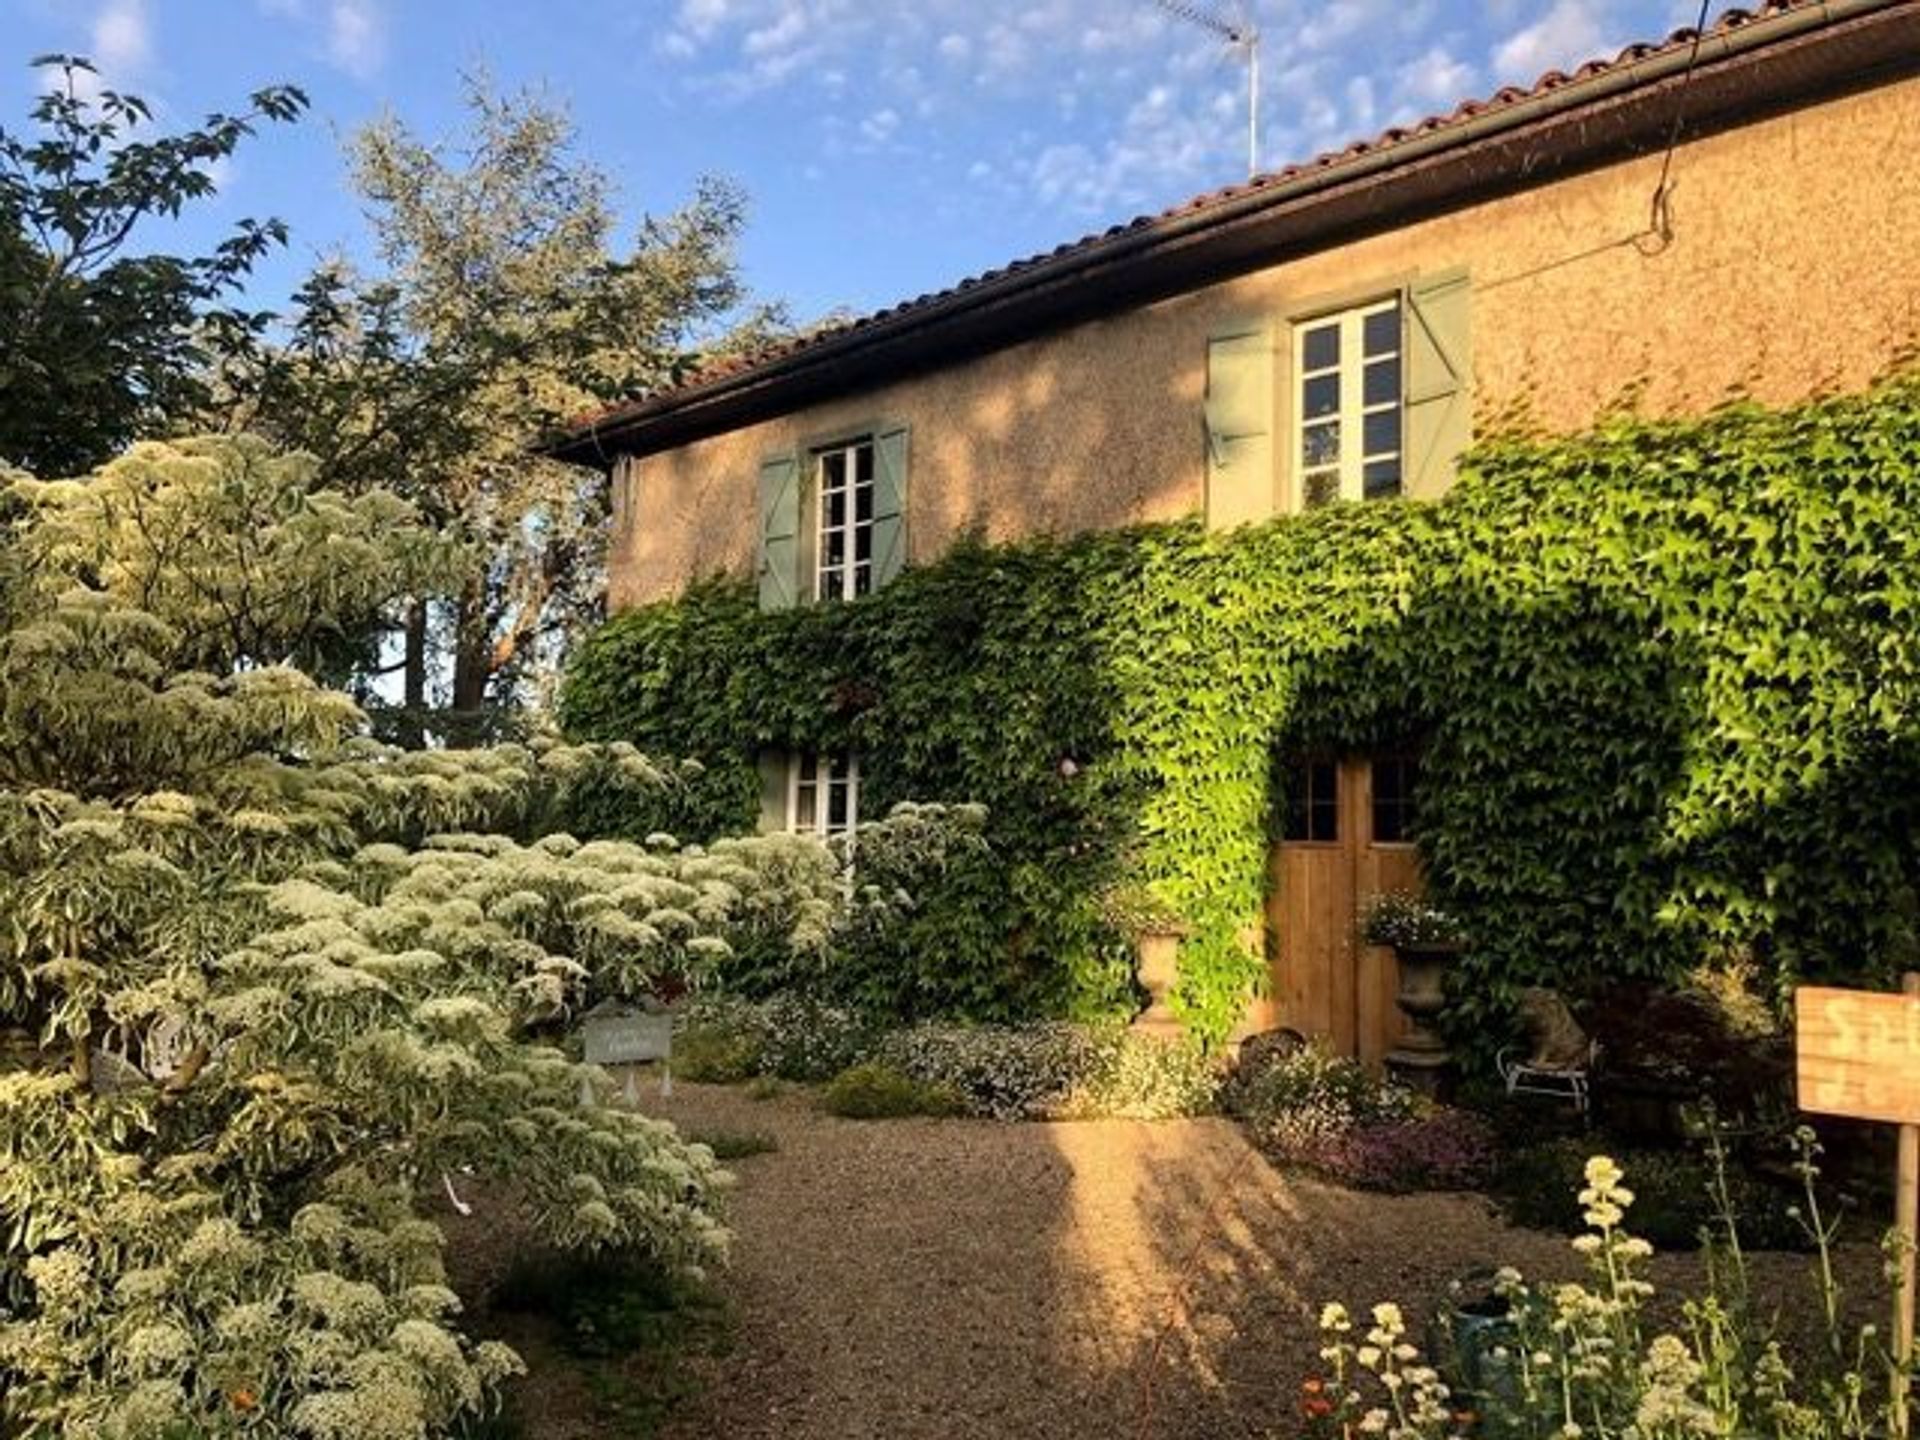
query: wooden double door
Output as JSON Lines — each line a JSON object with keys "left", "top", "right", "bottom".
{"left": 1265, "top": 753, "right": 1422, "bottom": 1070}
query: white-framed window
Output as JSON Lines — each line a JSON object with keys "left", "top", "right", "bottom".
{"left": 814, "top": 437, "right": 876, "bottom": 602}
{"left": 788, "top": 751, "right": 860, "bottom": 838}
{"left": 1294, "top": 296, "right": 1403, "bottom": 508}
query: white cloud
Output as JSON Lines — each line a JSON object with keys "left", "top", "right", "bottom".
{"left": 1396, "top": 45, "right": 1476, "bottom": 111}
{"left": 1491, "top": 0, "right": 1608, "bottom": 82}
{"left": 92, "top": 0, "right": 150, "bottom": 76}
{"left": 325, "top": 0, "right": 386, "bottom": 80}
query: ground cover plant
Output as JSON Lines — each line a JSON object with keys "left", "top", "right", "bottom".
{"left": 564, "top": 373, "right": 1920, "bottom": 1048}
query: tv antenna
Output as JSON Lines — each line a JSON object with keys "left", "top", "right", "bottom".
{"left": 1153, "top": 0, "right": 1261, "bottom": 180}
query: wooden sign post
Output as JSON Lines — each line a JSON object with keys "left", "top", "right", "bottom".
{"left": 1796, "top": 973, "right": 1920, "bottom": 1434}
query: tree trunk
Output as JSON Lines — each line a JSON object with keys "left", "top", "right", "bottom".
{"left": 398, "top": 598, "right": 429, "bottom": 749}
{"left": 450, "top": 582, "right": 492, "bottom": 726}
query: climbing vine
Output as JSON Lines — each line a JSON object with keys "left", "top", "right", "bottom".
{"left": 561, "top": 373, "right": 1920, "bottom": 1046}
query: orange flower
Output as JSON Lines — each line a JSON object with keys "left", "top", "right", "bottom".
{"left": 1301, "top": 1397, "right": 1333, "bottom": 1418}
{"left": 228, "top": 1388, "right": 258, "bottom": 1412}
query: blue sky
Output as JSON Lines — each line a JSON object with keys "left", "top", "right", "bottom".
{"left": 4, "top": 0, "right": 1693, "bottom": 328}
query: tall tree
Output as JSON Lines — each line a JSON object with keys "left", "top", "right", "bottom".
{"left": 0, "top": 55, "right": 305, "bottom": 475}
{"left": 223, "top": 78, "right": 783, "bottom": 738}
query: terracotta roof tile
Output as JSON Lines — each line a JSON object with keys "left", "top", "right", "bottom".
{"left": 562, "top": 0, "right": 1834, "bottom": 436}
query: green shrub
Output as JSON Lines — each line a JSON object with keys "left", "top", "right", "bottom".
{"left": 492, "top": 1248, "right": 711, "bottom": 1360}
{"left": 684, "top": 1128, "right": 778, "bottom": 1160}
{"left": 562, "top": 375, "right": 1920, "bottom": 1044}
{"left": 669, "top": 1022, "right": 766, "bottom": 1083}
{"left": 1227, "top": 1041, "right": 1415, "bottom": 1146}
{"left": 820, "top": 1062, "right": 964, "bottom": 1119}
{"left": 1497, "top": 1136, "right": 1806, "bottom": 1250}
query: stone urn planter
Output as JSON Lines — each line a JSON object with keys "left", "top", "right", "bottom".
{"left": 1132, "top": 927, "right": 1186, "bottom": 1037}
{"left": 1361, "top": 892, "right": 1466, "bottom": 1097}
{"left": 1385, "top": 942, "right": 1461, "bottom": 1095}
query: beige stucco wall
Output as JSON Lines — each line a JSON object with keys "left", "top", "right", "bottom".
{"left": 610, "top": 75, "right": 1920, "bottom": 610}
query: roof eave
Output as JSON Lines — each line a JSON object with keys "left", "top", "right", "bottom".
{"left": 545, "top": 0, "right": 1920, "bottom": 468}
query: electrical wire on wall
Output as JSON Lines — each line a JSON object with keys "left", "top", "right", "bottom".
{"left": 1636, "top": 0, "right": 1717, "bottom": 255}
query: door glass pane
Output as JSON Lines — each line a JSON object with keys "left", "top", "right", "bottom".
{"left": 1371, "top": 754, "right": 1418, "bottom": 842}
{"left": 1302, "top": 324, "right": 1340, "bottom": 372}
{"left": 1363, "top": 303, "right": 1399, "bottom": 357}
{"left": 1283, "top": 759, "right": 1339, "bottom": 841}
{"left": 1363, "top": 409, "right": 1400, "bottom": 458}
{"left": 1362, "top": 459, "right": 1402, "bottom": 500}
{"left": 1363, "top": 357, "right": 1400, "bottom": 407}
{"left": 1303, "top": 373, "right": 1340, "bottom": 419}
{"left": 1302, "top": 420, "right": 1339, "bottom": 467}
{"left": 1303, "top": 472, "right": 1339, "bottom": 509}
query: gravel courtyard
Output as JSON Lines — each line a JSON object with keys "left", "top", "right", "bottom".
{"left": 547, "top": 1081, "right": 1869, "bottom": 1440}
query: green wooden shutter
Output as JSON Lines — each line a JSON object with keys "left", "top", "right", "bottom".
{"left": 1404, "top": 269, "right": 1472, "bottom": 498}
{"left": 1203, "top": 323, "right": 1276, "bottom": 529}
{"left": 758, "top": 452, "right": 801, "bottom": 611}
{"left": 757, "top": 749, "right": 789, "bottom": 833}
{"left": 871, "top": 425, "right": 909, "bottom": 588}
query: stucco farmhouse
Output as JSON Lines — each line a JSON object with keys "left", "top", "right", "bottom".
{"left": 549, "top": 1, "right": 1920, "bottom": 1057}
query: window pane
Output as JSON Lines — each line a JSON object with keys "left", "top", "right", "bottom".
{"left": 1304, "top": 472, "right": 1339, "bottom": 509}
{"left": 828, "top": 781, "right": 849, "bottom": 829}
{"left": 855, "top": 482, "right": 874, "bottom": 522}
{"left": 854, "top": 564, "right": 872, "bottom": 596}
{"left": 1283, "top": 764, "right": 1311, "bottom": 840}
{"left": 1302, "top": 324, "right": 1340, "bottom": 372}
{"left": 1363, "top": 304, "right": 1399, "bottom": 357}
{"left": 1363, "top": 409, "right": 1400, "bottom": 458}
{"left": 1302, "top": 420, "right": 1339, "bottom": 467}
{"left": 819, "top": 565, "right": 843, "bottom": 598}
{"left": 798, "top": 754, "right": 818, "bottom": 782}
{"left": 1364, "top": 358, "right": 1400, "bottom": 407}
{"left": 821, "top": 450, "right": 846, "bottom": 491}
{"left": 1362, "top": 460, "right": 1401, "bottom": 500}
{"left": 854, "top": 442, "right": 874, "bottom": 483}
{"left": 854, "top": 520, "right": 872, "bottom": 562}
{"left": 1302, "top": 373, "right": 1339, "bottom": 419}
{"left": 826, "top": 487, "right": 846, "bottom": 527}
{"left": 794, "top": 784, "right": 817, "bottom": 830}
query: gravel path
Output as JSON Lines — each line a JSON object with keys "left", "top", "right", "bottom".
{"left": 613, "top": 1082, "right": 1873, "bottom": 1440}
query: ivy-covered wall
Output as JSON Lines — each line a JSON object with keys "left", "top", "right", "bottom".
{"left": 561, "top": 375, "right": 1920, "bottom": 1046}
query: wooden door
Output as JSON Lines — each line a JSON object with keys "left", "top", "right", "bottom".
{"left": 1268, "top": 753, "right": 1424, "bottom": 1070}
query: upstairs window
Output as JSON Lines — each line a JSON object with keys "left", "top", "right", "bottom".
{"left": 1294, "top": 296, "right": 1404, "bottom": 508}
{"left": 814, "top": 438, "right": 876, "bottom": 602}
{"left": 789, "top": 751, "right": 860, "bottom": 838}
{"left": 758, "top": 426, "right": 909, "bottom": 611}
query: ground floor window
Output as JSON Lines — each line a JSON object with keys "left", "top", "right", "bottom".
{"left": 789, "top": 751, "right": 860, "bottom": 838}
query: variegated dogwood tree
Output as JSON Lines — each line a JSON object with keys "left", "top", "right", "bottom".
{"left": 0, "top": 436, "right": 849, "bottom": 1438}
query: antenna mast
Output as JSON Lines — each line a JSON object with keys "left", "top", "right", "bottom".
{"left": 1153, "top": 0, "right": 1261, "bottom": 180}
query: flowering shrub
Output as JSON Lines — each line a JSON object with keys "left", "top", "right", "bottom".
{"left": 1313, "top": 1109, "right": 1498, "bottom": 1194}
{"left": 665, "top": 998, "right": 1220, "bottom": 1120}
{"left": 1230, "top": 1041, "right": 1417, "bottom": 1148}
{"left": 876, "top": 1021, "right": 1220, "bottom": 1121}
{"left": 1229, "top": 1041, "right": 1494, "bottom": 1191}
{"left": 1360, "top": 891, "right": 1466, "bottom": 949}
{"left": 1312, "top": 1135, "right": 1904, "bottom": 1438}
{"left": 674, "top": 994, "right": 877, "bottom": 1083}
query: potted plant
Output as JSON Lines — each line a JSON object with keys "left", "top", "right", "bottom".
{"left": 1362, "top": 891, "right": 1466, "bottom": 1093}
